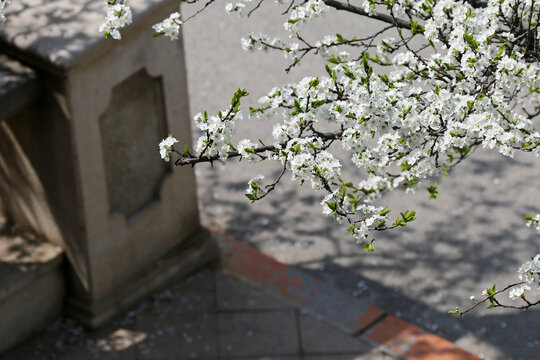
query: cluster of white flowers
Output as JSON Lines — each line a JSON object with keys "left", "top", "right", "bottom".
{"left": 508, "top": 284, "right": 531, "bottom": 301}
{"left": 283, "top": 0, "right": 328, "bottom": 33}
{"left": 241, "top": 32, "right": 286, "bottom": 52}
{"left": 245, "top": 174, "right": 267, "bottom": 201}
{"left": 282, "top": 139, "right": 341, "bottom": 190}
{"left": 153, "top": 12, "right": 182, "bottom": 40}
{"left": 362, "top": 0, "right": 377, "bottom": 16}
{"left": 99, "top": 1, "right": 132, "bottom": 40}
{"left": 0, "top": 0, "right": 10, "bottom": 23}
{"left": 193, "top": 109, "right": 242, "bottom": 161}
{"left": 314, "top": 35, "right": 339, "bottom": 57}
{"left": 518, "top": 254, "right": 540, "bottom": 288}
{"left": 225, "top": 0, "right": 253, "bottom": 16}
{"left": 237, "top": 139, "right": 257, "bottom": 161}
{"left": 158, "top": 135, "right": 178, "bottom": 162}
{"left": 502, "top": 254, "right": 540, "bottom": 301}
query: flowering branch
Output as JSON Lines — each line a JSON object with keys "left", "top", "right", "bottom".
{"left": 151, "top": 0, "right": 540, "bottom": 310}
{"left": 451, "top": 282, "right": 540, "bottom": 316}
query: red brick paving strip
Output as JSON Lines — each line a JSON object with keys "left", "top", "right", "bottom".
{"left": 364, "top": 315, "right": 481, "bottom": 360}
{"left": 211, "top": 228, "right": 481, "bottom": 360}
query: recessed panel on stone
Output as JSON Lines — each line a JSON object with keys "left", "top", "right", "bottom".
{"left": 99, "top": 69, "right": 170, "bottom": 218}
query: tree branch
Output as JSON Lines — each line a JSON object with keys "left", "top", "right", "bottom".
{"left": 323, "top": 0, "right": 413, "bottom": 30}
{"left": 175, "top": 145, "right": 276, "bottom": 166}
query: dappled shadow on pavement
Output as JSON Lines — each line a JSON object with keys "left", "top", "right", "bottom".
{"left": 195, "top": 148, "right": 540, "bottom": 360}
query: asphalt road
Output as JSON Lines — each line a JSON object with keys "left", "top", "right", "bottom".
{"left": 180, "top": 2, "right": 540, "bottom": 359}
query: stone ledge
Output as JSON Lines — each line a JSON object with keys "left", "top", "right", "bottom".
{"left": 0, "top": 233, "right": 65, "bottom": 355}
{"left": 0, "top": 0, "right": 180, "bottom": 73}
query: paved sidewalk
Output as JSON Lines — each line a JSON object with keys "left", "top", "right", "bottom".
{"left": 3, "top": 269, "right": 390, "bottom": 360}
{"left": 3, "top": 232, "right": 480, "bottom": 360}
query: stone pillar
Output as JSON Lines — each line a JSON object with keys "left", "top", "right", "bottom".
{"left": 0, "top": 0, "right": 217, "bottom": 328}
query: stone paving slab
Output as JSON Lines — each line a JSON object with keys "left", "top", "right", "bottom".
{"left": 217, "top": 310, "right": 300, "bottom": 358}
{"left": 299, "top": 314, "right": 374, "bottom": 355}
{"left": 133, "top": 311, "right": 218, "bottom": 359}
{"left": 215, "top": 271, "right": 290, "bottom": 311}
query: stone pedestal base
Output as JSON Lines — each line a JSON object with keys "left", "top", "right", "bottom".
{"left": 66, "top": 229, "right": 217, "bottom": 329}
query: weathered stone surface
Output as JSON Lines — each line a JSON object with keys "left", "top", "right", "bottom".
{"left": 99, "top": 69, "right": 170, "bottom": 217}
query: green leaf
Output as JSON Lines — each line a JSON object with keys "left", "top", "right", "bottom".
{"left": 327, "top": 201, "right": 338, "bottom": 213}
{"left": 336, "top": 33, "right": 346, "bottom": 42}
{"left": 394, "top": 217, "right": 406, "bottom": 227}
{"left": 427, "top": 183, "right": 439, "bottom": 199}
{"left": 463, "top": 32, "right": 479, "bottom": 50}
{"left": 363, "top": 239, "right": 375, "bottom": 253}
{"left": 403, "top": 105, "right": 412, "bottom": 116}
{"left": 309, "top": 77, "right": 320, "bottom": 87}
{"left": 379, "top": 207, "right": 391, "bottom": 217}
{"left": 343, "top": 65, "right": 356, "bottom": 80}
{"left": 325, "top": 64, "right": 334, "bottom": 77}
{"left": 328, "top": 55, "right": 341, "bottom": 64}
{"left": 400, "top": 210, "right": 416, "bottom": 223}
{"left": 400, "top": 162, "right": 413, "bottom": 171}
{"left": 311, "top": 99, "right": 327, "bottom": 108}
{"left": 293, "top": 99, "right": 302, "bottom": 114}
{"left": 362, "top": 52, "right": 370, "bottom": 69}
{"left": 410, "top": 20, "right": 422, "bottom": 35}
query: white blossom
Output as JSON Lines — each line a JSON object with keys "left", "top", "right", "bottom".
{"left": 226, "top": 0, "right": 253, "bottom": 16}
{"left": 518, "top": 254, "right": 540, "bottom": 287}
{"left": 237, "top": 139, "right": 257, "bottom": 161}
{"left": 99, "top": 1, "right": 132, "bottom": 40}
{"left": 153, "top": 12, "right": 182, "bottom": 40}
{"left": 159, "top": 135, "right": 178, "bottom": 162}
{"left": 508, "top": 284, "right": 531, "bottom": 300}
